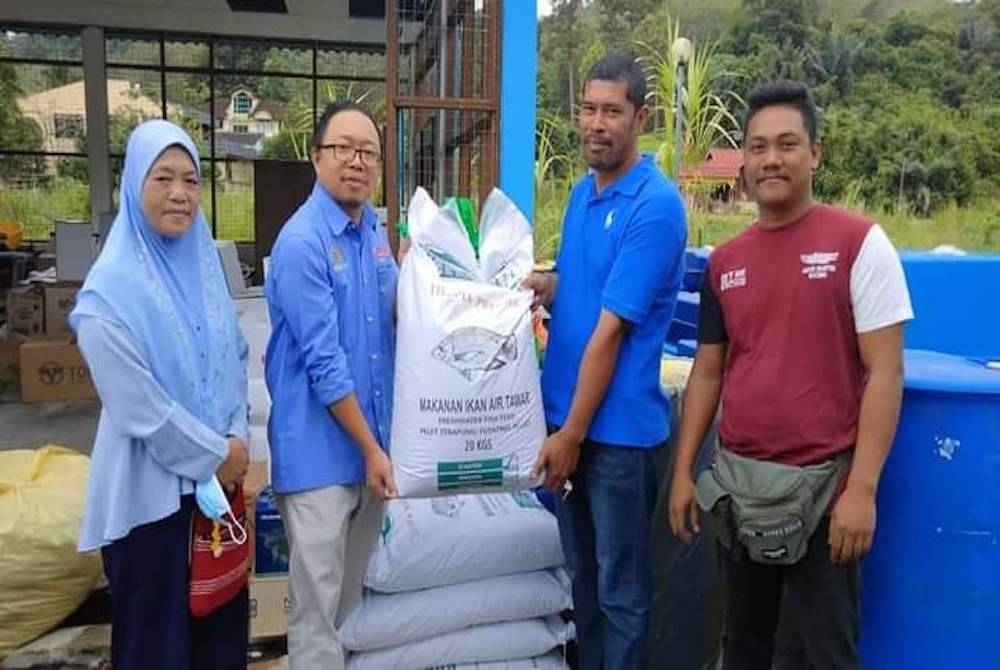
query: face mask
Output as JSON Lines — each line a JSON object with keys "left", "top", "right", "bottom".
{"left": 195, "top": 476, "right": 247, "bottom": 546}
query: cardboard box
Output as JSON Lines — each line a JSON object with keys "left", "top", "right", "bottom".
{"left": 7, "top": 285, "right": 45, "bottom": 336}
{"left": 44, "top": 283, "right": 80, "bottom": 335}
{"left": 243, "top": 461, "right": 292, "bottom": 640}
{"left": 0, "top": 333, "right": 25, "bottom": 398}
{"left": 0, "top": 251, "right": 28, "bottom": 293}
{"left": 55, "top": 220, "right": 95, "bottom": 282}
{"left": 19, "top": 337, "right": 96, "bottom": 403}
{"left": 244, "top": 461, "right": 269, "bottom": 506}
{"left": 254, "top": 486, "right": 289, "bottom": 575}
{"left": 243, "top": 460, "right": 269, "bottom": 574}
{"left": 249, "top": 575, "right": 289, "bottom": 640}
{"left": 248, "top": 423, "right": 269, "bottom": 461}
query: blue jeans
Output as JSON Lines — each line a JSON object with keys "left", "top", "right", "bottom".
{"left": 556, "top": 441, "right": 659, "bottom": 670}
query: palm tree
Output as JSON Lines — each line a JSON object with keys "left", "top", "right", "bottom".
{"left": 807, "top": 30, "right": 865, "bottom": 99}
{"left": 278, "top": 81, "right": 383, "bottom": 162}
{"left": 640, "top": 19, "right": 744, "bottom": 181}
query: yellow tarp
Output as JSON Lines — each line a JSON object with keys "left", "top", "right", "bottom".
{"left": 0, "top": 446, "right": 101, "bottom": 659}
{"left": 661, "top": 355, "right": 694, "bottom": 394}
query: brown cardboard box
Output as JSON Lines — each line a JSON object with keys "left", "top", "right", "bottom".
{"left": 242, "top": 461, "right": 288, "bottom": 641}
{"left": 19, "top": 337, "right": 97, "bottom": 402}
{"left": 0, "top": 333, "right": 25, "bottom": 398}
{"left": 0, "top": 251, "right": 28, "bottom": 295}
{"left": 243, "top": 460, "right": 269, "bottom": 575}
{"left": 249, "top": 575, "right": 289, "bottom": 640}
{"left": 44, "top": 283, "right": 80, "bottom": 335}
{"left": 7, "top": 285, "right": 45, "bottom": 336}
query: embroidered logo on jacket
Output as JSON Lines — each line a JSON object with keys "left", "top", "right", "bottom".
{"left": 604, "top": 210, "right": 616, "bottom": 230}
{"left": 331, "top": 245, "right": 347, "bottom": 269}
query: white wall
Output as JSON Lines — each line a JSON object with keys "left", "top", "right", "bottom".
{"left": 0, "top": 0, "right": 386, "bottom": 45}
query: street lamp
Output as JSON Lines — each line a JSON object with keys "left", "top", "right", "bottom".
{"left": 671, "top": 37, "right": 693, "bottom": 180}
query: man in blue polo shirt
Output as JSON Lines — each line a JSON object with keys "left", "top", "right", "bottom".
{"left": 527, "top": 53, "right": 687, "bottom": 669}
{"left": 264, "top": 101, "right": 398, "bottom": 670}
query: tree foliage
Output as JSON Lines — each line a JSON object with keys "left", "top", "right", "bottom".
{"left": 537, "top": 0, "right": 1000, "bottom": 215}
{"left": 0, "top": 44, "right": 46, "bottom": 183}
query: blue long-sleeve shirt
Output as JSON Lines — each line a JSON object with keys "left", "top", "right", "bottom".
{"left": 264, "top": 184, "right": 398, "bottom": 494}
{"left": 75, "top": 316, "right": 248, "bottom": 552}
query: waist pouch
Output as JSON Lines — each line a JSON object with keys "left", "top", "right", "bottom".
{"left": 695, "top": 447, "right": 849, "bottom": 566}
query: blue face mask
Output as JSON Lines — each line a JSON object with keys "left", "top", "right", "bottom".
{"left": 195, "top": 476, "right": 248, "bottom": 545}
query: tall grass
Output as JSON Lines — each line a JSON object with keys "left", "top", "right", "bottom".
{"left": 5, "top": 173, "right": 996, "bottom": 256}
{"left": 1, "top": 181, "right": 257, "bottom": 242}
{"left": 0, "top": 179, "right": 90, "bottom": 240}
{"left": 535, "top": 147, "right": 1000, "bottom": 261}
{"left": 205, "top": 188, "right": 256, "bottom": 242}
{"left": 686, "top": 203, "right": 1000, "bottom": 253}
{"left": 534, "top": 112, "right": 582, "bottom": 265}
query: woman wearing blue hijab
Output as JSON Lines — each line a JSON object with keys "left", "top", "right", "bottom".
{"left": 70, "top": 119, "right": 250, "bottom": 669}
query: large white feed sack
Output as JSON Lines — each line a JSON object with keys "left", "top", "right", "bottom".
{"left": 345, "top": 616, "right": 573, "bottom": 670}
{"left": 391, "top": 187, "right": 545, "bottom": 497}
{"left": 248, "top": 377, "right": 270, "bottom": 427}
{"left": 341, "top": 569, "right": 571, "bottom": 652}
{"left": 237, "top": 295, "right": 272, "bottom": 460}
{"left": 234, "top": 294, "right": 270, "bottom": 380}
{"left": 365, "top": 494, "right": 564, "bottom": 593}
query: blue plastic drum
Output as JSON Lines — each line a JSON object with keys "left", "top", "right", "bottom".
{"left": 899, "top": 253, "right": 1000, "bottom": 360}
{"left": 861, "top": 350, "right": 1000, "bottom": 669}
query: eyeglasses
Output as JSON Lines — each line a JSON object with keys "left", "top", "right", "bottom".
{"left": 319, "top": 143, "right": 382, "bottom": 168}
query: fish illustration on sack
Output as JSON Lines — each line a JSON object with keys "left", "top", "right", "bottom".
{"left": 431, "top": 326, "right": 519, "bottom": 382}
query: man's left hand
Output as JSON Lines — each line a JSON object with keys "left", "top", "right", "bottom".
{"left": 531, "top": 430, "right": 582, "bottom": 491}
{"left": 829, "top": 487, "right": 877, "bottom": 564}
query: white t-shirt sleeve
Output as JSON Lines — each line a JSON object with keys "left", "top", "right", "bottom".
{"left": 850, "top": 224, "right": 915, "bottom": 334}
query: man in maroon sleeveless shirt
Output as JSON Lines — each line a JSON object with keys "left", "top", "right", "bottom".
{"left": 668, "top": 81, "right": 913, "bottom": 669}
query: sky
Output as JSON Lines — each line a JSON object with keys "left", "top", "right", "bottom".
{"left": 538, "top": 0, "right": 553, "bottom": 18}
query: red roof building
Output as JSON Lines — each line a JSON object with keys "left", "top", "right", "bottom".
{"left": 679, "top": 148, "right": 747, "bottom": 202}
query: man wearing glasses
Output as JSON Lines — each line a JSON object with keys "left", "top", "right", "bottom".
{"left": 264, "top": 101, "right": 398, "bottom": 669}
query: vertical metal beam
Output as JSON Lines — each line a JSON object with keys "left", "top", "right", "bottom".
{"left": 481, "top": 0, "right": 501, "bottom": 209}
{"left": 209, "top": 41, "right": 217, "bottom": 236}
{"left": 436, "top": 0, "right": 448, "bottom": 202}
{"left": 458, "top": 11, "right": 474, "bottom": 196}
{"left": 159, "top": 35, "right": 167, "bottom": 118}
{"left": 386, "top": 0, "right": 401, "bottom": 256}
{"left": 82, "top": 26, "right": 112, "bottom": 240}
{"left": 673, "top": 63, "right": 686, "bottom": 181}
{"left": 312, "top": 43, "right": 318, "bottom": 127}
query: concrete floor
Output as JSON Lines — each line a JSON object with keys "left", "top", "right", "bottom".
{"left": 0, "top": 399, "right": 99, "bottom": 454}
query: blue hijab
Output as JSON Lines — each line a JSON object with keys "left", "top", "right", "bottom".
{"left": 70, "top": 119, "right": 244, "bottom": 437}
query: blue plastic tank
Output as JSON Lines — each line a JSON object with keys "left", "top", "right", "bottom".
{"left": 861, "top": 350, "right": 1000, "bottom": 669}
{"left": 683, "top": 247, "right": 711, "bottom": 291}
{"left": 899, "top": 252, "right": 1000, "bottom": 359}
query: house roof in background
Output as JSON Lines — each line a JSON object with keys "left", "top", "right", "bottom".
{"left": 681, "top": 148, "right": 743, "bottom": 180}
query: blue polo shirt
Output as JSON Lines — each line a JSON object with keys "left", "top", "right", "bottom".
{"left": 541, "top": 154, "right": 687, "bottom": 447}
{"left": 264, "top": 183, "right": 398, "bottom": 494}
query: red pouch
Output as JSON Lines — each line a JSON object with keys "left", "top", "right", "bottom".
{"left": 189, "top": 482, "right": 250, "bottom": 617}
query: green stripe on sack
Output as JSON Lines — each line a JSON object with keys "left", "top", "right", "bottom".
{"left": 437, "top": 459, "right": 503, "bottom": 473}
{"left": 437, "top": 461, "right": 505, "bottom": 490}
